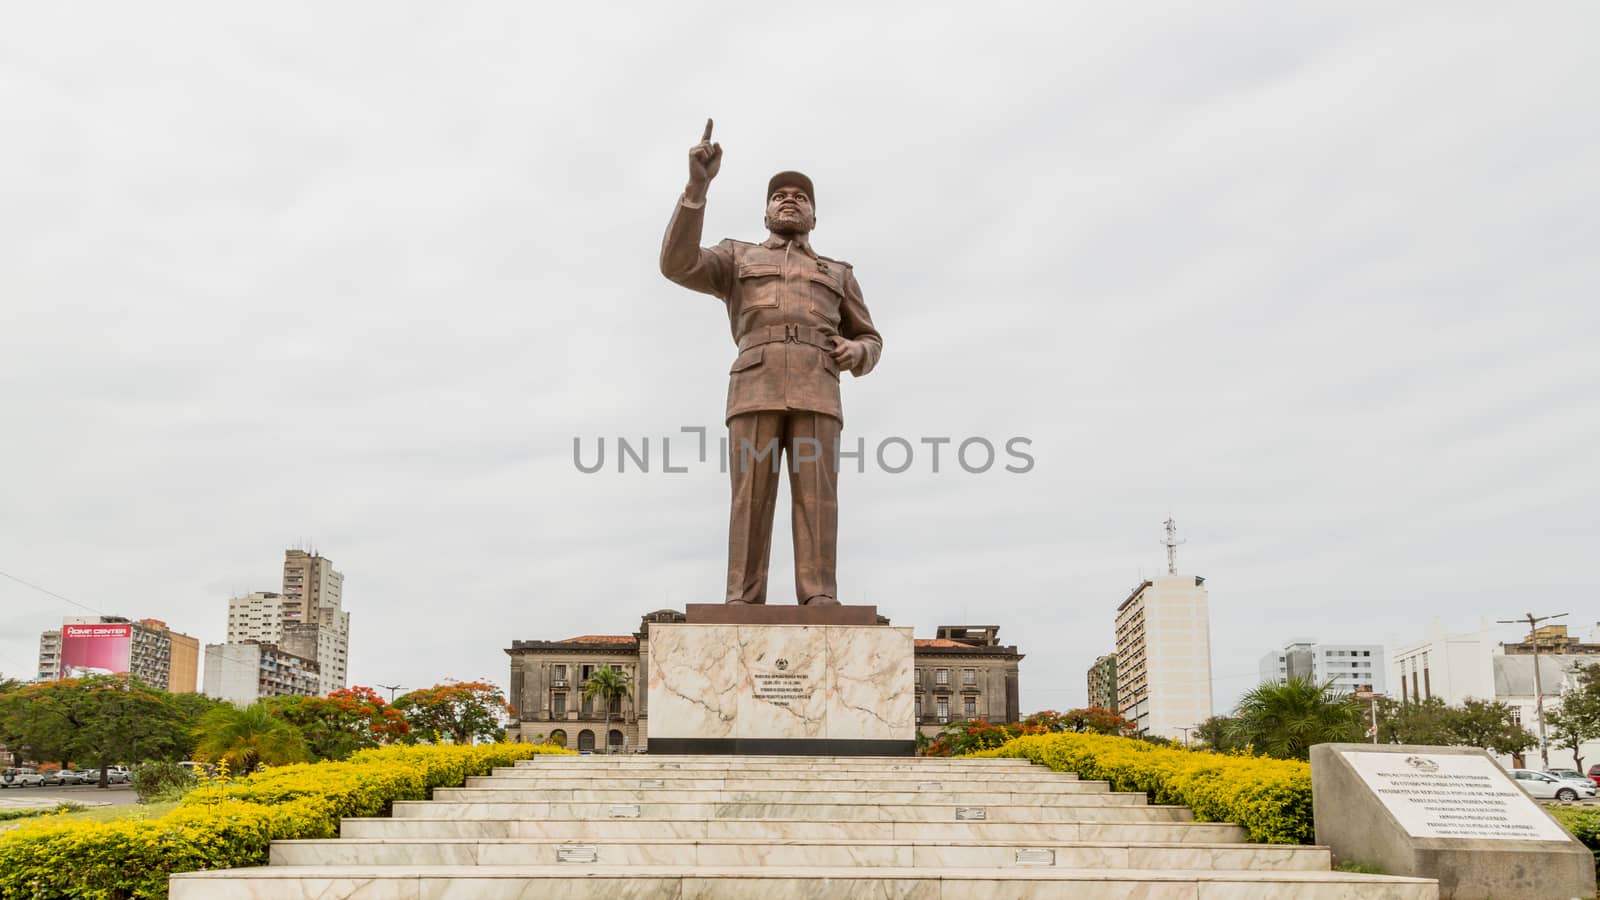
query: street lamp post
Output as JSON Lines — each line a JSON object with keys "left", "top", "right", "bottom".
{"left": 1497, "top": 612, "right": 1566, "bottom": 769}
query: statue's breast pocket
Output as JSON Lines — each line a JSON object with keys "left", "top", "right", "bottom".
{"left": 734, "top": 263, "right": 781, "bottom": 316}
{"left": 805, "top": 269, "right": 844, "bottom": 329}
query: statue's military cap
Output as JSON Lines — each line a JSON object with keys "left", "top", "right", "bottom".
{"left": 767, "top": 171, "right": 815, "bottom": 206}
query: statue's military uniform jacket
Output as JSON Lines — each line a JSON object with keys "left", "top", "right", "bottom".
{"left": 660, "top": 196, "right": 882, "bottom": 424}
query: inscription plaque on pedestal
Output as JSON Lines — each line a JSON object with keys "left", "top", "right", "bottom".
{"left": 646, "top": 620, "right": 914, "bottom": 755}
{"left": 1312, "top": 743, "right": 1595, "bottom": 900}
{"left": 1344, "top": 751, "right": 1568, "bottom": 842}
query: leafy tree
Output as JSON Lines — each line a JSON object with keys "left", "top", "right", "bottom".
{"left": 1543, "top": 663, "right": 1600, "bottom": 771}
{"left": 1374, "top": 696, "right": 1456, "bottom": 745}
{"left": 582, "top": 668, "right": 633, "bottom": 753}
{"left": 1194, "top": 715, "right": 1243, "bottom": 752}
{"left": 192, "top": 702, "right": 309, "bottom": 773}
{"left": 262, "top": 686, "right": 409, "bottom": 760}
{"left": 1229, "top": 677, "right": 1364, "bottom": 760}
{"left": 1450, "top": 697, "right": 1536, "bottom": 757}
{"left": 394, "top": 681, "right": 510, "bottom": 745}
{"left": 0, "top": 675, "right": 190, "bottom": 785}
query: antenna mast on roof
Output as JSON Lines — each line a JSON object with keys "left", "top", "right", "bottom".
{"left": 1162, "top": 518, "right": 1185, "bottom": 575}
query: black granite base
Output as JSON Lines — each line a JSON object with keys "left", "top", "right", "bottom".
{"left": 647, "top": 738, "right": 916, "bottom": 757}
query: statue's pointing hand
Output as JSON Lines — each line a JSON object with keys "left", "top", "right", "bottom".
{"left": 689, "top": 118, "right": 722, "bottom": 186}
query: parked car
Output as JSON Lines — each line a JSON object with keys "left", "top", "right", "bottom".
{"left": 1510, "top": 768, "right": 1595, "bottom": 801}
{"left": 1, "top": 768, "right": 43, "bottom": 788}
{"left": 1587, "top": 763, "right": 1600, "bottom": 787}
{"left": 1544, "top": 769, "right": 1593, "bottom": 792}
{"left": 41, "top": 769, "right": 84, "bottom": 787}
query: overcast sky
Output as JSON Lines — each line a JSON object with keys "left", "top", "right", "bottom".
{"left": 3, "top": 4, "right": 1596, "bottom": 717}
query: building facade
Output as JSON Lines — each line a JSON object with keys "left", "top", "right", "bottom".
{"left": 1388, "top": 626, "right": 1496, "bottom": 705}
{"left": 1258, "top": 641, "right": 1386, "bottom": 695}
{"left": 1115, "top": 575, "right": 1213, "bottom": 740}
{"left": 202, "top": 641, "right": 321, "bottom": 705}
{"left": 912, "top": 626, "right": 1024, "bottom": 741}
{"left": 35, "top": 615, "right": 200, "bottom": 692}
{"left": 1086, "top": 654, "right": 1118, "bottom": 711}
{"left": 504, "top": 612, "right": 1024, "bottom": 751}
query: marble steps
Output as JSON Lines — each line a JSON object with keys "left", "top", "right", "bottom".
{"left": 341, "top": 816, "right": 1249, "bottom": 843}
{"left": 516, "top": 754, "right": 1038, "bottom": 763}
{"left": 168, "top": 864, "right": 1439, "bottom": 899}
{"left": 471, "top": 775, "right": 1096, "bottom": 792}
{"left": 390, "top": 800, "right": 1193, "bottom": 824}
{"left": 271, "top": 836, "right": 1335, "bottom": 871}
{"left": 433, "top": 787, "right": 1146, "bottom": 806}
{"left": 512, "top": 758, "right": 1037, "bottom": 772}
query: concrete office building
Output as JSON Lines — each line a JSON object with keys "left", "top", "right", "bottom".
{"left": 1258, "top": 641, "right": 1386, "bottom": 695}
{"left": 202, "top": 641, "right": 321, "bottom": 705}
{"left": 1115, "top": 575, "right": 1214, "bottom": 741}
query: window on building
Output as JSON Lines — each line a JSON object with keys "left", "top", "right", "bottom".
{"left": 580, "top": 664, "right": 595, "bottom": 681}
{"left": 964, "top": 697, "right": 977, "bottom": 718}
{"left": 553, "top": 665, "right": 567, "bottom": 681}
{"left": 610, "top": 663, "right": 622, "bottom": 672}
{"left": 553, "top": 693, "right": 566, "bottom": 717}
{"left": 935, "top": 669, "right": 949, "bottom": 685}
{"left": 609, "top": 697, "right": 621, "bottom": 716}
{"left": 936, "top": 698, "right": 949, "bottom": 721}
{"left": 962, "top": 669, "right": 977, "bottom": 686}
{"left": 581, "top": 696, "right": 594, "bottom": 718}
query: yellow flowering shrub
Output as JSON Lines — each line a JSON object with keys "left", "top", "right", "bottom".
{"left": 970, "top": 732, "right": 1313, "bottom": 844}
{"left": 0, "top": 742, "right": 571, "bottom": 899}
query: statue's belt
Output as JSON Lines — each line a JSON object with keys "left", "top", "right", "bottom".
{"left": 737, "top": 323, "right": 835, "bottom": 353}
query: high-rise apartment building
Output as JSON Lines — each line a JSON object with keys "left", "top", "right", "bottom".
{"left": 227, "top": 592, "right": 287, "bottom": 644}
{"left": 282, "top": 550, "right": 343, "bottom": 625}
{"left": 1258, "top": 640, "right": 1386, "bottom": 695}
{"left": 1086, "top": 654, "right": 1118, "bottom": 711}
{"left": 1115, "top": 575, "right": 1213, "bottom": 740}
{"left": 279, "top": 551, "right": 350, "bottom": 695}
{"left": 217, "top": 552, "right": 351, "bottom": 696}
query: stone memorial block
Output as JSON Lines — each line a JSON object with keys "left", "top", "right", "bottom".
{"left": 646, "top": 620, "right": 914, "bottom": 755}
{"left": 1312, "top": 743, "right": 1595, "bottom": 899}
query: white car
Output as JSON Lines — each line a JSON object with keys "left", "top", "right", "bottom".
{"left": 1, "top": 768, "right": 43, "bottom": 788}
{"left": 1510, "top": 768, "right": 1595, "bottom": 801}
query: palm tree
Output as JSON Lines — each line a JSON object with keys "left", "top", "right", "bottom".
{"left": 1229, "top": 677, "right": 1363, "bottom": 761}
{"left": 193, "top": 703, "right": 309, "bottom": 773}
{"left": 582, "top": 667, "right": 633, "bottom": 753}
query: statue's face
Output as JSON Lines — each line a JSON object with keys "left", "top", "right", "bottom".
{"left": 764, "top": 185, "right": 815, "bottom": 236}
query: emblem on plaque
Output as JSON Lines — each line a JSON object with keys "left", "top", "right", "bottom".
{"left": 775, "top": 658, "right": 789, "bottom": 671}
{"left": 1404, "top": 756, "right": 1441, "bottom": 773}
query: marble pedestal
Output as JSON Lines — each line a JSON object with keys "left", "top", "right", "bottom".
{"left": 646, "top": 621, "right": 914, "bottom": 755}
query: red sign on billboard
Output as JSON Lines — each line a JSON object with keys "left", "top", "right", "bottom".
{"left": 59, "top": 624, "right": 132, "bottom": 678}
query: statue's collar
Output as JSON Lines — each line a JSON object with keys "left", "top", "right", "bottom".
{"left": 761, "top": 236, "right": 817, "bottom": 258}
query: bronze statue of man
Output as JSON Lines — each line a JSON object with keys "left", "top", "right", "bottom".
{"left": 660, "top": 121, "right": 883, "bottom": 607}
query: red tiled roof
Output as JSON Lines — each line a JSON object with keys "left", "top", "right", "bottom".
{"left": 559, "top": 635, "right": 638, "bottom": 645}
{"left": 915, "top": 639, "right": 970, "bottom": 648}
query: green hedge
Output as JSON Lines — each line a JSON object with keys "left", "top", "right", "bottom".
{"left": 970, "top": 732, "right": 1313, "bottom": 843}
{"left": 0, "top": 743, "right": 571, "bottom": 899}
{"left": 1547, "top": 806, "right": 1600, "bottom": 876}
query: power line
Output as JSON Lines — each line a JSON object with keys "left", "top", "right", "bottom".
{"left": 0, "top": 569, "right": 106, "bottom": 616}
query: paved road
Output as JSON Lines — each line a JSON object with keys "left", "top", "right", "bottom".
{"left": 0, "top": 783, "right": 135, "bottom": 809}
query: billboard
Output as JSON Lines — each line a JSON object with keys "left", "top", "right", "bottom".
{"left": 59, "top": 624, "right": 132, "bottom": 678}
